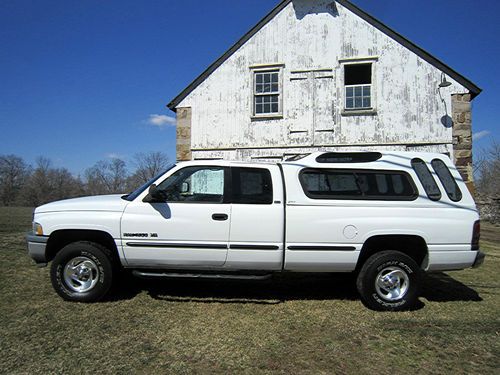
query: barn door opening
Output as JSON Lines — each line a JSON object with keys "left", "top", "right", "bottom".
{"left": 312, "top": 70, "right": 335, "bottom": 146}
{"left": 286, "top": 72, "right": 313, "bottom": 146}
{"left": 286, "top": 69, "right": 335, "bottom": 147}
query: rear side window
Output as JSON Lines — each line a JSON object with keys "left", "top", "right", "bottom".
{"left": 411, "top": 158, "right": 441, "bottom": 200}
{"left": 299, "top": 169, "right": 417, "bottom": 200}
{"left": 231, "top": 167, "right": 273, "bottom": 204}
{"left": 431, "top": 159, "right": 462, "bottom": 202}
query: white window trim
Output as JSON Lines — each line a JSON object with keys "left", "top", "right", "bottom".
{"left": 250, "top": 64, "right": 284, "bottom": 120}
{"left": 339, "top": 57, "right": 378, "bottom": 116}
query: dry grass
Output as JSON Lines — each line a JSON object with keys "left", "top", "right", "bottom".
{"left": 0, "top": 206, "right": 498, "bottom": 374}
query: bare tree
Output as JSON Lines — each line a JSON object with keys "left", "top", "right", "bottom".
{"left": 84, "top": 158, "right": 128, "bottom": 195}
{"left": 475, "top": 139, "right": 500, "bottom": 196}
{"left": 132, "top": 151, "right": 170, "bottom": 184}
{"left": 50, "top": 168, "right": 85, "bottom": 201}
{"left": 0, "top": 155, "right": 30, "bottom": 205}
{"left": 22, "top": 157, "right": 81, "bottom": 206}
{"left": 22, "top": 157, "right": 51, "bottom": 206}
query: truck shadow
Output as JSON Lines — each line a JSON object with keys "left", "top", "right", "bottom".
{"left": 110, "top": 271, "right": 482, "bottom": 306}
{"left": 421, "top": 272, "right": 483, "bottom": 302}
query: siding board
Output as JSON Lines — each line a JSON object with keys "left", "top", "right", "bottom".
{"left": 178, "top": 0, "right": 470, "bottom": 160}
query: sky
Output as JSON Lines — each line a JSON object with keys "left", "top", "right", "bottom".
{"left": 0, "top": 0, "right": 498, "bottom": 174}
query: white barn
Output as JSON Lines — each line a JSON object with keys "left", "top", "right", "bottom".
{"left": 167, "top": 0, "right": 481, "bottom": 190}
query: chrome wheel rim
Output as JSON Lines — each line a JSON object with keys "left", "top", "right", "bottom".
{"left": 374, "top": 266, "right": 410, "bottom": 301}
{"left": 63, "top": 256, "right": 99, "bottom": 293}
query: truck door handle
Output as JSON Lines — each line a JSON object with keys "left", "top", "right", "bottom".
{"left": 212, "top": 213, "right": 228, "bottom": 221}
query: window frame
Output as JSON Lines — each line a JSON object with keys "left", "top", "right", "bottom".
{"left": 339, "top": 57, "right": 378, "bottom": 116}
{"left": 298, "top": 168, "right": 418, "bottom": 201}
{"left": 250, "top": 64, "right": 284, "bottom": 119}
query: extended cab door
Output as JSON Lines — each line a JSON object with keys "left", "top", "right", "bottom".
{"left": 121, "top": 165, "right": 230, "bottom": 267}
{"left": 225, "top": 165, "right": 285, "bottom": 270}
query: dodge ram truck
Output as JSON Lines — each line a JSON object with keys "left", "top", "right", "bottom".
{"left": 26, "top": 151, "right": 484, "bottom": 311}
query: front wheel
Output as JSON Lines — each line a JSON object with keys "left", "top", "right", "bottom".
{"left": 356, "top": 251, "right": 421, "bottom": 311}
{"left": 50, "top": 241, "right": 114, "bottom": 302}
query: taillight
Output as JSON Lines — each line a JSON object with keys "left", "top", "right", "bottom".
{"left": 471, "top": 220, "right": 480, "bottom": 250}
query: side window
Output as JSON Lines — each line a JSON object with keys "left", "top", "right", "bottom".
{"left": 299, "top": 169, "right": 416, "bottom": 200}
{"left": 156, "top": 166, "right": 226, "bottom": 203}
{"left": 411, "top": 158, "right": 441, "bottom": 201}
{"left": 431, "top": 159, "right": 462, "bottom": 202}
{"left": 231, "top": 167, "right": 273, "bottom": 204}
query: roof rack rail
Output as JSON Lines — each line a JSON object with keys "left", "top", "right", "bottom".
{"left": 285, "top": 153, "right": 311, "bottom": 162}
{"left": 315, "top": 152, "right": 382, "bottom": 163}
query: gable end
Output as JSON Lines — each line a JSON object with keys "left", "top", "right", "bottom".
{"left": 167, "top": 0, "right": 292, "bottom": 111}
{"left": 336, "top": 0, "right": 481, "bottom": 98}
{"left": 167, "top": 0, "right": 481, "bottom": 112}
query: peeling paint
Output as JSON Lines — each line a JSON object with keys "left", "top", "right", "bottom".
{"left": 178, "top": 0, "right": 468, "bottom": 161}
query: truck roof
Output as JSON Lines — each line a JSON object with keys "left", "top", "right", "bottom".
{"left": 182, "top": 151, "right": 453, "bottom": 169}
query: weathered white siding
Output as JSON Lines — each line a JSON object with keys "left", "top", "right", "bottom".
{"left": 177, "top": 0, "right": 468, "bottom": 161}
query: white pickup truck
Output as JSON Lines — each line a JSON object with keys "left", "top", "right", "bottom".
{"left": 27, "top": 151, "right": 484, "bottom": 311}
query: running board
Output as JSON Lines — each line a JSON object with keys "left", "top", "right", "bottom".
{"left": 132, "top": 270, "right": 273, "bottom": 281}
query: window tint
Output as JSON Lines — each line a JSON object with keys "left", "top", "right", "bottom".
{"left": 299, "top": 169, "right": 416, "bottom": 200}
{"left": 411, "top": 158, "right": 441, "bottom": 200}
{"left": 156, "top": 166, "right": 225, "bottom": 203}
{"left": 232, "top": 167, "right": 273, "bottom": 204}
{"left": 431, "top": 159, "right": 462, "bottom": 202}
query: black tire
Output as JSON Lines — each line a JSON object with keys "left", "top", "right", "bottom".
{"left": 50, "top": 241, "right": 114, "bottom": 302}
{"left": 356, "top": 251, "right": 421, "bottom": 311}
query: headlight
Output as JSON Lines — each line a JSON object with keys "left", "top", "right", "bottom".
{"left": 33, "top": 222, "right": 43, "bottom": 236}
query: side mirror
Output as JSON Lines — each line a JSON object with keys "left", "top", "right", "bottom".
{"left": 181, "top": 182, "right": 190, "bottom": 194}
{"left": 143, "top": 184, "right": 166, "bottom": 203}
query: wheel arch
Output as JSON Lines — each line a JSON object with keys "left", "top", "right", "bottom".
{"left": 357, "top": 234, "right": 428, "bottom": 270}
{"left": 46, "top": 229, "right": 120, "bottom": 264}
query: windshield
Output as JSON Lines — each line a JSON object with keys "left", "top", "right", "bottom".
{"left": 121, "top": 164, "right": 176, "bottom": 201}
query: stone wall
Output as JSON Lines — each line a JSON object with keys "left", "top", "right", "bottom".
{"left": 475, "top": 194, "right": 500, "bottom": 223}
{"left": 176, "top": 107, "right": 192, "bottom": 161}
{"left": 451, "top": 93, "right": 474, "bottom": 194}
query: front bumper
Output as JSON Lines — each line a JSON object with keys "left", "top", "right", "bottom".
{"left": 472, "top": 250, "right": 485, "bottom": 268}
{"left": 26, "top": 232, "right": 49, "bottom": 267}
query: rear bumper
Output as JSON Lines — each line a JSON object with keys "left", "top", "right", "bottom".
{"left": 472, "top": 251, "right": 485, "bottom": 268}
{"left": 426, "top": 249, "right": 485, "bottom": 271}
{"left": 26, "top": 233, "right": 49, "bottom": 267}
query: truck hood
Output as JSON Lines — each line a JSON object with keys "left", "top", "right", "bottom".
{"left": 35, "top": 194, "right": 129, "bottom": 213}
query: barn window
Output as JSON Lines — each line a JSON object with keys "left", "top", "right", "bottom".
{"left": 252, "top": 67, "right": 282, "bottom": 117}
{"left": 344, "top": 63, "right": 372, "bottom": 110}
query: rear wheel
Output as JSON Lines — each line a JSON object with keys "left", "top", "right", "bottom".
{"left": 356, "top": 251, "right": 421, "bottom": 311}
{"left": 50, "top": 241, "right": 114, "bottom": 302}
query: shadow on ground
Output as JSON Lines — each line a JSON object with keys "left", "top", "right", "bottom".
{"left": 108, "top": 271, "right": 482, "bottom": 306}
{"left": 421, "top": 272, "right": 483, "bottom": 302}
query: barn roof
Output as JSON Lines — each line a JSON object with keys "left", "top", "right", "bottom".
{"left": 167, "top": 0, "right": 481, "bottom": 111}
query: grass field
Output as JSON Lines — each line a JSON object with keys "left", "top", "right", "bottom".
{"left": 0, "top": 206, "right": 499, "bottom": 374}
